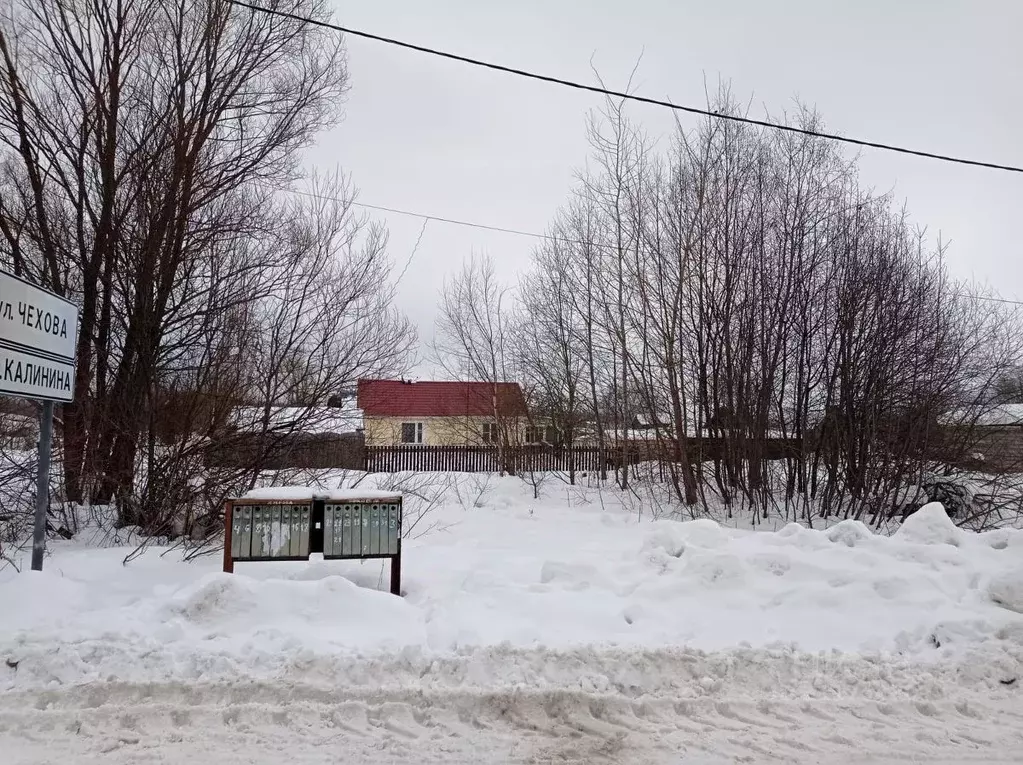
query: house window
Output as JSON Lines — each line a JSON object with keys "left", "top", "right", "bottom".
{"left": 525, "top": 425, "right": 561, "bottom": 444}
{"left": 482, "top": 422, "right": 499, "bottom": 444}
{"left": 401, "top": 422, "right": 424, "bottom": 444}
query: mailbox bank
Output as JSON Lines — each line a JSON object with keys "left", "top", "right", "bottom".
{"left": 223, "top": 488, "right": 403, "bottom": 596}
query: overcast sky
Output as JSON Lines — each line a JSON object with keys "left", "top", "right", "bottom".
{"left": 306, "top": 0, "right": 1023, "bottom": 375}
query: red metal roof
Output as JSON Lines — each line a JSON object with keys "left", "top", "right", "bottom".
{"left": 357, "top": 379, "right": 529, "bottom": 418}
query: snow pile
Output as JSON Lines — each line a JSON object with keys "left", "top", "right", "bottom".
{"left": 239, "top": 486, "right": 401, "bottom": 501}
{"left": 239, "top": 485, "right": 318, "bottom": 501}
{"left": 893, "top": 502, "right": 965, "bottom": 545}
{"left": 0, "top": 477, "right": 1021, "bottom": 692}
{"left": 989, "top": 568, "right": 1023, "bottom": 614}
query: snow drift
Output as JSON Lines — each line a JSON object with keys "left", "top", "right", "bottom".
{"left": 0, "top": 477, "right": 1020, "bottom": 694}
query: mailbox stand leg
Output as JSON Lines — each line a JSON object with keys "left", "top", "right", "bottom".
{"left": 223, "top": 502, "right": 234, "bottom": 574}
{"left": 390, "top": 550, "right": 401, "bottom": 596}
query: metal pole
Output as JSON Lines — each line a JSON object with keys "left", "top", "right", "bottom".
{"left": 31, "top": 400, "right": 54, "bottom": 572}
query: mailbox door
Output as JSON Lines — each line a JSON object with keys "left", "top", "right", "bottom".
{"left": 344, "top": 503, "right": 354, "bottom": 556}
{"left": 288, "top": 506, "right": 302, "bottom": 557}
{"left": 262, "top": 507, "right": 276, "bottom": 557}
{"left": 298, "top": 505, "right": 311, "bottom": 557}
{"left": 231, "top": 506, "right": 250, "bottom": 559}
{"left": 248, "top": 507, "right": 261, "bottom": 557}
{"left": 370, "top": 505, "right": 382, "bottom": 552}
{"left": 352, "top": 504, "right": 364, "bottom": 557}
{"left": 331, "top": 504, "right": 346, "bottom": 557}
{"left": 269, "top": 506, "right": 284, "bottom": 557}
{"left": 283, "top": 507, "right": 296, "bottom": 557}
{"left": 387, "top": 504, "right": 399, "bottom": 554}
{"left": 265, "top": 507, "right": 277, "bottom": 557}
{"left": 238, "top": 506, "right": 253, "bottom": 558}
{"left": 336, "top": 504, "right": 347, "bottom": 556}
{"left": 360, "top": 505, "right": 372, "bottom": 555}
{"left": 376, "top": 504, "right": 387, "bottom": 555}
{"left": 253, "top": 507, "right": 267, "bottom": 557}
{"left": 323, "top": 505, "right": 335, "bottom": 557}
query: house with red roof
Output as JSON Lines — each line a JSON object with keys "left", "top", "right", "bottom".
{"left": 357, "top": 379, "right": 532, "bottom": 447}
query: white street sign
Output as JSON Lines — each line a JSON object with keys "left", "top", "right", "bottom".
{"left": 0, "top": 270, "right": 79, "bottom": 402}
{"left": 0, "top": 270, "right": 78, "bottom": 359}
{"left": 0, "top": 344, "right": 75, "bottom": 401}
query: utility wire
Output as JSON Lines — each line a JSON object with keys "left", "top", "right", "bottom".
{"left": 226, "top": 0, "right": 1023, "bottom": 175}
{"left": 962, "top": 293, "right": 1023, "bottom": 307}
{"left": 275, "top": 184, "right": 1023, "bottom": 308}
{"left": 300, "top": 187, "right": 569, "bottom": 242}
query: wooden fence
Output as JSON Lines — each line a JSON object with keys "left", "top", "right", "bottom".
{"left": 205, "top": 432, "right": 366, "bottom": 471}
{"left": 207, "top": 434, "right": 804, "bottom": 474}
{"left": 618, "top": 436, "right": 802, "bottom": 463}
{"left": 364, "top": 445, "right": 608, "bottom": 474}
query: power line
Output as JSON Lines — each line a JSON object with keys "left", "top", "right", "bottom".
{"left": 226, "top": 0, "right": 1023, "bottom": 175}
{"left": 962, "top": 293, "right": 1023, "bottom": 307}
{"left": 284, "top": 184, "right": 577, "bottom": 243}
{"left": 275, "top": 184, "right": 1023, "bottom": 308}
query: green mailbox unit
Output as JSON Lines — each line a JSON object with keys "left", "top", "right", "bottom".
{"left": 229, "top": 502, "right": 312, "bottom": 561}
{"left": 323, "top": 500, "right": 400, "bottom": 558}
{"left": 224, "top": 488, "right": 403, "bottom": 595}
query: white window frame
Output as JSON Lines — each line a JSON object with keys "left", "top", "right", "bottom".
{"left": 400, "top": 421, "right": 424, "bottom": 445}
{"left": 481, "top": 421, "right": 499, "bottom": 444}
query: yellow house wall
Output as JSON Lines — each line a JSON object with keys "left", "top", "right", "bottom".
{"left": 364, "top": 415, "right": 527, "bottom": 446}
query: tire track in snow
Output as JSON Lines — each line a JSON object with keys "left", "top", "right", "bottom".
{"left": 2, "top": 681, "right": 1022, "bottom": 764}
{"left": 4, "top": 639, "right": 1022, "bottom": 699}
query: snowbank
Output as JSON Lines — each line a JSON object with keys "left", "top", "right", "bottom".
{"left": 240, "top": 486, "right": 401, "bottom": 501}
{"left": 239, "top": 485, "right": 318, "bottom": 501}
{"left": 1, "top": 477, "right": 1021, "bottom": 692}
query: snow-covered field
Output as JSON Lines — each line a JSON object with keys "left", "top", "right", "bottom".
{"left": 2, "top": 474, "right": 1022, "bottom": 763}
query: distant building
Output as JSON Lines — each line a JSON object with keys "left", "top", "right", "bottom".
{"left": 229, "top": 403, "right": 363, "bottom": 437}
{"left": 951, "top": 403, "right": 1023, "bottom": 471}
{"left": 971, "top": 403, "right": 1023, "bottom": 428}
{"left": 630, "top": 412, "right": 673, "bottom": 430}
{"left": 205, "top": 402, "right": 366, "bottom": 470}
{"left": 357, "top": 379, "right": 530, "bottom": 447}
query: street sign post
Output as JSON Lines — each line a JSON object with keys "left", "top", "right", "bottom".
{"left": 0, "top": 270, "right": 79, "bottom": 571}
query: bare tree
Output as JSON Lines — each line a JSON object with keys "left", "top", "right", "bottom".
{"left": 520, "top": 84, "right": 1022, "bottom": 526}
{"left": 516, "top": 215, "right": 590, "bottom": 484}
{"left": 434, "top": 254, "right": 517, "bottom": 472}
{"left": 0, "top": 1, "right": 421, "bottom": 539}
{"left": 0, "top": 0, "right": 349, "bottom": 509}
{"left": 578, "top": 93, "right": 650, "bottom": 489}
{"left": 136, "top": 171, "right": 413, "bottom": 536}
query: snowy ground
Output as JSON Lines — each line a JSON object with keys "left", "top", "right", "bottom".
{"left": 2, "top": 474, "right": 1022, "bottom": 763}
